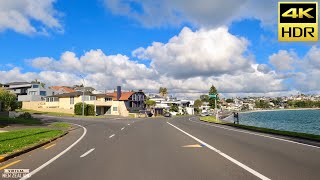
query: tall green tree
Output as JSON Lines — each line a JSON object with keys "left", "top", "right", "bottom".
{"left": 200, "top": 95, "right": 209, "bottom": 102}
{"left": 208, "top": 85, "right": 219, "bottom": 108}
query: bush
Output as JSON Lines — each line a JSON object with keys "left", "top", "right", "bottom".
{"left": 18, "top": 112, "right": 32, "bottom": 119}
{"left": 74, "top": 102, "right": 96, "bottom": 116}
{"left": 87, "top": 104, "right": 95, "bottom": 116}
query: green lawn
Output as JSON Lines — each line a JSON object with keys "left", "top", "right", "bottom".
{"left": 0, "top": 116, "right": 42, "bottom": 126}
{"left": 0, "top": 128, "right": 64, "bottom": 155}
{"left": 199, "top": 116, "right": 320, "bottom": 142}
{"left": 49, "top": 122, "right": 71, "bottom": 129}
{"left": 200, "top": 116, "right": 224, "bottom": 124}
{"left": 17, "top": 109, "right": 107, "bottom": 118}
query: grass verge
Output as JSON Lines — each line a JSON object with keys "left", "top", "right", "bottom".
{"left": 49, "top": 122, "right": 71, "bottom": 129}
{"left": 0, "top": 128, "right": 64, "bottom": 155}
{"left": 0, "top": 116, "right": 42, "bottom": 126}
{"left": 199, "top": 116, "right": 320, "bottom": 142}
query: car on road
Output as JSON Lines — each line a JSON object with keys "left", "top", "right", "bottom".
{"left": 163, "top": 112, "right": 172, "bottom": 117}
{"left": 200, "top": 112, "right": 209, "bottom": 117}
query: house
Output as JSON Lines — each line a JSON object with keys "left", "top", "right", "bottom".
{"left": 106, "top": 86, "right": 146, "bottom": 113}
{"left": 3, "top": 82, "right": 55, "bottom": 102}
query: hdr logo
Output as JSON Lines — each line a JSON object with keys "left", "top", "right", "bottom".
{"left": 278, "top": 2, "right": 318, "bottom": 42}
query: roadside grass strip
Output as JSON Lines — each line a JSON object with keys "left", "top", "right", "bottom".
{"left": 49, "top": 122, "right": 71, "bottom": 129}
{"left": 0, "top": 117, "right": 42, "bottom": 126}
{"left": 0, "top": 128, "right": 64, "bottom": 155}
{"left": 199, "top": 116, "right": 320, "bottom": 142}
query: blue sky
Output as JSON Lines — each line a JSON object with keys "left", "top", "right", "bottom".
{"left": 0, "top": 0, "right": 319, "bottom": 97}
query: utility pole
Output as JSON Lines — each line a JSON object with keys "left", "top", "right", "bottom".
{"left": 80, "top": 75, "right": 85, "bottom": 116}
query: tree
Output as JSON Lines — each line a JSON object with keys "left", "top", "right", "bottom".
{"left": 0, "top": 89, "right": 18, "bottom": 111}
{"left": 200, "top": 95, "right": 209, "bottom": 102}
{"left": 159, "top": 87, "right": 168, "bottom": 97}
{"left": 226, "top": 98, "right": 234, "bottom": 103}
{"left": 169, "top": 103, "right": 179, "bottom": 112}
{"left": 145, "top": 100, "right": 156, "bottom": 109}
{"left": 194, "top": 99, "right": 203, "bottom": 108}
{"left": 208, "top": 85, "right": 219, "bottom": 108}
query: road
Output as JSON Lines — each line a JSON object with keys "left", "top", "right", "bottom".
{"left": 1, "top": 115, "right": 320, "bottom": 180}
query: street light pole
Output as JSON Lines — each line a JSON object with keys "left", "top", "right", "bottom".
{"left": 80, "top": 75, "right": 85, "bottom": 116}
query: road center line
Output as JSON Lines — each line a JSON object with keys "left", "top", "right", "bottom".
{"left": 44, "top": 144, "right": 56, "bottom": 150}
{"left": 189, "top": 117, "right": 320, "bottom": 149}
{"left": 0, "top": 160, "right": 22, "bottom": 170}
{"left": 121, "top": 127, "right": 125, "bottom": 131}
{"left": 109, "top": 134, "right": 115, "bottom": 138}
{"left": 20, "top": 123, "right": 87, "bottom": 180}
{"left": 128, "top": 124, "right": 130, "bottom": 126}
{"left": 80, "top": 148, "right": 95, "bottom": 158}
{"left": 167, "top": 122, "right": 270, "bottom": 180}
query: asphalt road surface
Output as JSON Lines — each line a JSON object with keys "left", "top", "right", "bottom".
{"left": 1, "top": 115, "right": 320, "bottom": 180}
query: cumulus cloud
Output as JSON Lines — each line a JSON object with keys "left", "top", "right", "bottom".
{"left": 104, "top": 0, "right": 287, "bottom": 28}
{"left": 133, "top": 27, "right": 254, "bottom": 79}
{"left": 0, "top": 0, "right": 62, "bottom": 34}
{"left": 269, "top": 50, "right": 297, "bottom": 71}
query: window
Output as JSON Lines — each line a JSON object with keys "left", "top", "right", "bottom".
{"left": 105, "top": 97, "right": 112, "bottom": 101}
{"left": 32, "top": 85, "right": 39, "bottom": 88}
{"left": 46, "top": 97, "right": 58, "bottom": 102}
{"left": 70, "top": 97, "right": 74, "bottom": 104}
{"left": 82, "top": 95, "right": 96, "bottom": 101}
{"left": 40, "top": 91, "right": 46, "bottom": 96}
{"left": 29, "top": 91, "right": 36, "bottom": 95}
{"left": 113, "top": 107, "right": 118, "bottom": 111}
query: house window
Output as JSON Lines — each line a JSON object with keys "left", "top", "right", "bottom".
{"left": 32, "top": 85, "right": 39, "bottom": 88}
{"left": 29, "top": 91, "right": 36, "bottom": 95}
{"left": 113, "top": 107, "right": 118, "bottom": 111}
{"left": 105, "top": 97, "right": 112, "bottom": 101}
{"left": 70, "top": 97, "right": 74, "bottom": 104}
{"left": 82, "top": 96, "right": 96, "bottom": 101}
{"left": 40, "top": 91, "right": 46, "bottom": 96}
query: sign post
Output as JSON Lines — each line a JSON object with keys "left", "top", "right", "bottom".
{"left": 209, "top": 93, "right": 219, "bottom": 122}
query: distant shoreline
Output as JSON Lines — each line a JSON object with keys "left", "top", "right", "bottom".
{"left": 240, "top": 108, "right": 320, "bottom": 114}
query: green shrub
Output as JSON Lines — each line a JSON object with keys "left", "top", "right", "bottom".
{"left": 74, "top": 102, "right": 95, "bottom": 116}
{"left": 87, "top": 104, "right": 95, "bottom": 116}
{"left": 18, "top": 112, "right": 32, "bottom": 119}
{"left": 74, "top": 102, "right": 87, "bottom": 115}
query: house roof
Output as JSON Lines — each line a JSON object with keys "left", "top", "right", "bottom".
{"left": 106, "top": 92, "right": 135, "bottom": 101}
{"left": 50, "top": 86, "right": 75, "bottom": 93}
{"left": 48, "top": 92, "right": 113, "bottom": 98}
{"left": 4, "top": 82, "right": 30, "bottom": 86}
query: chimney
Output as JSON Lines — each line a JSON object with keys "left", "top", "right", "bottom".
{"left": 117, "top": 86, "right": 121, "bottom": 100}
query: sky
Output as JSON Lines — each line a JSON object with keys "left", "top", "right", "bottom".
{"left": 0, "top": 0, "right": 320, "bottom": 99}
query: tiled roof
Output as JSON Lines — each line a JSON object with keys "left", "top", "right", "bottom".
{"left": 50, "top": 86, "right": 75, "bottom": 93}
{"left": 106, "top": 92, "right": 135, "bottom": 101}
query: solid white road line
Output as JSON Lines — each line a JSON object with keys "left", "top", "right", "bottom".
{"left": 121, "top": 127, "right": 125, "bottom": 131}
{"left": 80, "top": 148, "right": 95, "bottom": 158}
{"left": 128, "top": 124, "right": 130, "bottom": 126}
{"left": 189, "top": 117, "right": 320, "bottom": 149}
{"left": 109, "top": 134, "right": 115, "bottom": 138}
{"left": 167, "top": 122, "right": 270, "bottom": 180}
{"left": 21, "top": 123, "right": 87, "bottom": 180}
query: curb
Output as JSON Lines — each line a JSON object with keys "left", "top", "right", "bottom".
{"left": 0, "top": 131, "right": 68, "bottom": 163}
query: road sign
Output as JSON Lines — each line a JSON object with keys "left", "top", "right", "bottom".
{"left": 209, "top": 94, "right": 217, "bottom": 99}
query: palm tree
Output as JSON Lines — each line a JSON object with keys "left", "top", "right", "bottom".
{"left": 159, "top": 87, "right": 168, "bottom": 97}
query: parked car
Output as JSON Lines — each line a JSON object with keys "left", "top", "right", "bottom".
{"left": 164, "top": 112, "right": 172, "bottom": 117}
{"left": 139, "top": 110, "right": 153, "bottom": 117}
{"left": 200, "top": 112, "right": 209, "bottom": 117}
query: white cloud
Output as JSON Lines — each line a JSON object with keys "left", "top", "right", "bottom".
{"left": 104, "top": 0, "right": 287, "bottom": 28}
{"left": 133, "top": 27, "right": 254, "bottom": 79}
{"left": 269, "top": 50, "right": 297, "bottom": 71}
{"left": 0, "top": 0, "right": 62, "bottom": 34}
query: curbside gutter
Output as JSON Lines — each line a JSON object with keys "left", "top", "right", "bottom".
{"left": 0, "top": 131, "right": 68, "bottom": 163}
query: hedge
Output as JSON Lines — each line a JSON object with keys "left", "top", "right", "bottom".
{"left": 74, "top": 102, "right": 95, "bottom": 116}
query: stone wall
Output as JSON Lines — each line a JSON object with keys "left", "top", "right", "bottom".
{"left": 22, "top": 101, "right": 74, "bottom": 114}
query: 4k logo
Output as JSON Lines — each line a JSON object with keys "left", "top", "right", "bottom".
{"left": 278, "top": 2, "right": 318, "bottom": 42}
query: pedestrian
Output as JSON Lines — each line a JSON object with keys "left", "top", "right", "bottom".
{"left": 236, "top": 112, "right": 239, "bottom": 124}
